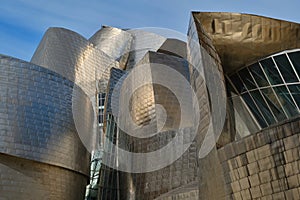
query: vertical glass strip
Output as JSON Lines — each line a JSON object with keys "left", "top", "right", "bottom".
{"left": 261, "top": 88, "right": 287, "bottom": 121}
{"left": 242, "top": 93, "right": 268, "bottom": 128}
{"left": 250, "top": 90, "right": 276, "bottom": 125}
{"left": 260, "top": 58, "right": 283, "bottom": 85}
{"left": 273, "top": 86, "right": 299, "bottom": 117}
{"left": 238, "top": 68, "right": 257, "bottom": 90}
{"left": 249, "top": 63, "right": 269, "bottom": 87}
{"left": 288, "top": 51, "right": 300, "bottom": 75}
{"left": 274, "top": 54, "right": 298, "bottom": 83}
{"left": 288, "top": 84, "right": 300, "bottom": 109}
{"left": 229, "top": 74, "right": 247, "bottom": 93}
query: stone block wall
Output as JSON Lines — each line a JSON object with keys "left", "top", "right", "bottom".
{"left": 218, "top": 117, "right": 300, "bottom": 199}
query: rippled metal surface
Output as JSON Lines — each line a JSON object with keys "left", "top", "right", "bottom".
{"left": 89, "top": 26, "right": 133, "bottom": 69}
{"left": 0, "top": 55, "right": 90, "bottom": 199}
{"left": 192, "top": 12, "right": 300, "bottom": 75}
{"left": 0, "top": 55, "right": 90, "bottom": 173}
{"left": 126, "top": 29, "right": 166, "bottom": 68}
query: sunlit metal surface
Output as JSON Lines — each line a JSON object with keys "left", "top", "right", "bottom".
{"left": 158, "top": 38, "right": 187, "bottom": 59}
{"left": 89, "top": 26, "right": 133, "bottom": 69}
{"left": 126, "top": 29, "right": 166, "bottom": 68}
{"left": 100, "top": 49, "right": 198, "bottom": 199}
{"left": 189, "top": 12, "right": 300, "bottom": 200}
{"left": 192, "top": 12, "right": 300, "bottom": 75}
{"left": 0, "top": 55, "right": 90, "bottom": 199}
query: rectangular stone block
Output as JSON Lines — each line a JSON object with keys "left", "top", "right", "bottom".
{"left": 271, "top": 178, "right": 288, "bottom": 193}
{"left": 285, "top": 188, "right": 300, "bottom": 199}
{"left": 247, "top": 161, "right": 259, "bottom": 175}
{"left": 246, "top": 150, "right": 256, "bottom": 164}
{"left": 283, "top": 134, "right": 299, "bottom": 150}
{"left": 260, "top": 182, "right": 273, "bottom": 196}
{"left": 255, "top": 145, "right": 272, "bottom": 160}
{"left": 240, "top": 189, "right": 251, "bottom": 200}
{"left": 272, "top": 192, "right": 285, "bottom": 200}
{"left": 249, "top": 174, "right": 260, "bottom": 187}
{"left": 259, "top": 170, "right": 272, "bottom": 183}
{"left": 232, "top": 191, "right": 242, "bottom": 200}
{"left": 239, "top": 177, "right": 250, "bottom": 190}
{"left": 284, "top": 148, "right": 298, "bottom": 163}
{"left": 258, "top": 156, "right": 275, "bottom": 171}
{"left": 287, "top": 174, "right": 299, "bottom": 189}
{"left": 237, "top": 166, "right": 248, "bottom": 178}
{"left": 250, "top": 185, "right": 262, "bottom": 199}
{"left": 231, "top": 181, "right": 241, "bottom": 193}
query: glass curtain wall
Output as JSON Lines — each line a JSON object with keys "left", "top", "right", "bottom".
{"left": 229, "top": 49, "right": 300, "bottom": 128}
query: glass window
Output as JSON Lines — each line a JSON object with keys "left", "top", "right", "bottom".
{"left": 250, "top": 90, "right": 276, "bottom": 125}
{"left": 99, "top": 93, "right": 106, "bottom": 107}
{"left": 260, "top": 58, "right": 283, "bottom": 85}
{"left": 288, "top": 84, "right": 300, "bottom": 109}
{"left": 274, "top": 54, "right": 298, "bottom": 83}
{"left": 288, "top": 51, "right": 300, "bottom": 75}
{"left": 249, "top": 63, "right": 269, "bottom": 87}
{"left": 226, "top": 80, "right": 238, "bottom": 96}
{"left": 261, "top": 88, "right": 287, "bottom": 121}
{"left": 230, "top": 74, "right": 247, "bottom": 93}
{"left": 242, "top": 93, "right": 268, "bottom": 128}
{"left": 238, "top": 68, "right": 256, "bottom": 90}
{"left": 273, "top": 86, "right": 299, "bottom": 117}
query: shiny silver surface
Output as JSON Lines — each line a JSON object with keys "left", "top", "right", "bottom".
{"left": 89, "top": 26, "right": 133, "bottom": 69}
{"left": 126, "top": 29, "right": 166, "bottom": 68}
{"left": 158, "top": 38, "right": 187, "bottom": 59}
{"left": 31, "top": 27, "right": 119, "bottom": 99}
{"left": 0, "top": 55, "right": 90, "bottom": 199}
{"left": 0, "top": 55, "right": 90, "bottom": 173}
{"left": 189, "top": 12, "right": 300, "bottom": 200}
{"left": 192, "top": 12, "right": 300, "bottom": 75}
{"left": 100, "top": 50, "right": 198, "bottom": 199}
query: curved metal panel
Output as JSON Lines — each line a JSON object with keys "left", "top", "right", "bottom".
{"left": 31, "top": 27, "right": 89, "bottom": 81}
{"left": 192, "top": 12, "right": 300, "bottom": 74}
{"left": 158, "top": 38, "right": 187, "bottom": 59}
{"left": 0, "top": 153, "right": 87, "bottom": 200}
{"left": 30, "top": 27, "right": 119, "bottom": 98}
{"left": 89, "top": 26, "right": 133, "bottom": 69}
{"left": 0, "top": 55, "right": 90, "bottom": 175}
{"left": 126, "top": 29, "right": 166, "bottom": 68}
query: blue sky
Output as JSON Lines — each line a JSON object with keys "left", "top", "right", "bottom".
{"left": 1, "top": 0, "right": 300, "bottom": 61}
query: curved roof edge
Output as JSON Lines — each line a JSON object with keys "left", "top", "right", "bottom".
{"left": 191, "top": 12, "right": 300, "bottom": 75}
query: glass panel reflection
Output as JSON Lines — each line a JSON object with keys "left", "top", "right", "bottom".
{"left": 230, "top": 74, "right": 247, "bottom": 93}
{"left": 273, "top": 86, "right": 299, "bottom": 117}
{"left": 249, "top": 63, "right": 269, "bottom": 87}
{"left": 242, "top": 93, "right": 267, "bottom": 128}
{"left": 226, "top": 80, "right": 238, "bottom": 97}
{"left": 238, "top": 68, "right": 256, "bottom": 90}
{"left": 274, "top": 54, "right": 298, "bottom": 83}
{"left": 288, "top": 51, "right": 300, "bottom": 75}
{"left": 289, "top": 84, "right": 300, "bottom": 109}
{"left": 250, "top": 90, "right": 276, "bottom": 124}
{"left": 261, "top": 88, "right": 287, "bottom": 121}
{"left": 260, "top": 58, "right": 283, "bottom": 85}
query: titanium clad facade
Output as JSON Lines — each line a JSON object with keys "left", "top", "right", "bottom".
{"left": 89, "top": 26, "right": 133, "bottom": 69}
{"left": 189, "top": 12, "right": 300, "bottom": 200}
{"left": 126, "top": 30, "right": 166, "bottom": 68}
{"left": 2, "top": 11, "right": 300, "bottom": 200}
{"left": 99, "top": 50, "right": 198, "bottom": 200}
{"left": 0, "top": 55, "right": 90, "bottom": 199}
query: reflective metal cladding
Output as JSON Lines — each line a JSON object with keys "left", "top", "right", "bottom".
{"left": 1, "top": 11, "right": 300, "bottom": 200}
{"left": 189, "top": 12, "right": 300, "bottom": 200}
{"left": 0, "top": 55, "right": 90, "bottom": 199}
